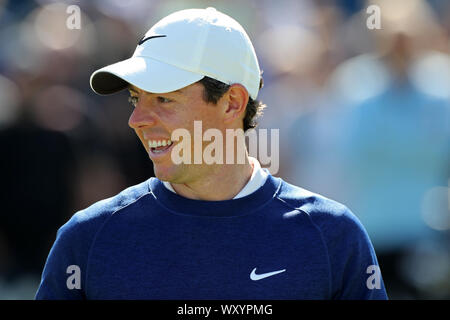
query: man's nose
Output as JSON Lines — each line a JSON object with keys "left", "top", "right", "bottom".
{"left": 128, "top": 104, "right": 157, "bottom": 129}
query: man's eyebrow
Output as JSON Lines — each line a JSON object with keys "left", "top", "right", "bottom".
{"left": 128, "top": 87, "right": 183, "bottom": 95}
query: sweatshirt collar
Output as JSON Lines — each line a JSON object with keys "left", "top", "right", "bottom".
{"left": 148, "top": 173, "right": 281, "bottom": 218}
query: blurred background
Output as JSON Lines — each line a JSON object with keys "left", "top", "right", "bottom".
{"left": 0, "top": 0, "right": 448, "bottom": 299}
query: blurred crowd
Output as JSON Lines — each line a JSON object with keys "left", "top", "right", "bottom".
{"left": 0, "top": 0, "right": 449, "bottom": 299}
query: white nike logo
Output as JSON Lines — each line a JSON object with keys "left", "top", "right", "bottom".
{"left": 250, "top": 268, "right": 286, "bottom": 281}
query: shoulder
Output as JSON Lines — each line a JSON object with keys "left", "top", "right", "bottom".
{"left": 275, "top": 178, "right": 381, "bottom": 275}
{"left": 58, "top": 178, "right": 152, "bottom": 240}
{"left": 276, "top": 178, "right": 351, "bottom": 218}
{"left": 275, "top": 178, "right": 366, "bottom": 239}
{"left": 270, "top": 178, "right": 388, "bottom": 299}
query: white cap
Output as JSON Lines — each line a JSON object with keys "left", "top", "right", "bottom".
{"left": 90, "top": 7, "right": 261, "bottom": 99}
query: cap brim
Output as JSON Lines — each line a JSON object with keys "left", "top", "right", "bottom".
{"left": 90, "top": 56, "right": 204, "bottom": 95}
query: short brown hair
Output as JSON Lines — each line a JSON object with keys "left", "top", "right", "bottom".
{"left": 198, "top": 76, "right": 265, "bottom": 132}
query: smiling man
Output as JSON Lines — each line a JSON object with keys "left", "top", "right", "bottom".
{"left": 36, "top": 8, "right": 388, "bottom": 300}
{"left": 126, "top": 79, "right": 254, "bottom": 201}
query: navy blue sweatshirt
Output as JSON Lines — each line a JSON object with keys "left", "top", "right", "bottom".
{"left": 35, "top": 174, "right": 388, "bottom": 299}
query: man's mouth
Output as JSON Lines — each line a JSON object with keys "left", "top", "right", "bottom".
{"left": 148, "top": 139, "right": 173, "bottom": 154}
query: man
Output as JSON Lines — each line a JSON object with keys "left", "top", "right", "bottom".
{"left": 36, "top": 8, "right": 387, "bottom": 299}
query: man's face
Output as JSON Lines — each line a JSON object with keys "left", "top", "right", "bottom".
{"left": 128, "top": 82, "right": 226, "bottom": 183}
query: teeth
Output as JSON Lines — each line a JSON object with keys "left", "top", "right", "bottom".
{"left": 148, "top": 139, "right": 172, "bottom": 149}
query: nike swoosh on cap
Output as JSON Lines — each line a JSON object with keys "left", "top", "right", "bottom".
{"left": 138, "top": 35, "right": 167, "bottom": 45}
{"left": 250, "top": 268, "right": 286, "bottom": 281}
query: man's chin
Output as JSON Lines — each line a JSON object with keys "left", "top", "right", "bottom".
{"left": 153, "top": 163, "right": 180, "bottom": 183}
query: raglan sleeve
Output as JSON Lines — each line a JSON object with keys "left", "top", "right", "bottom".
{"left": 35, "top": 209, "right": 106, "bottom": 300}
{"left": 312, "top": 204, "right": 389, "bottom": 300}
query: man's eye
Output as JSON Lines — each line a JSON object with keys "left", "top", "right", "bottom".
{"left": 128, "top": 96, "right": 138, "bottom": 107}
{"left": 157, "top": 96, "right": 172, "bottom": 103}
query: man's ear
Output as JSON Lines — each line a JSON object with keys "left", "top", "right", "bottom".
{"left": 222, "top": 84, "right": 249, "bottom": 124}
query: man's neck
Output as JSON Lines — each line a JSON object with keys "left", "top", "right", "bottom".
{"left": 169, "top": 157, "right": 254, "bottom": 201}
